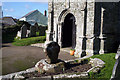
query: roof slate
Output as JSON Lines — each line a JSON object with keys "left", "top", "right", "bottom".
{"left": 2, "top": 17, "right": 16, "bottom": 25}
{"left": 20, "top": 10, "right": 48, "bottom": 26}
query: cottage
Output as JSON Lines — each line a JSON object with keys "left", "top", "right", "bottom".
{"left": 2, "top": 17, "right": 16, "bottom": 26}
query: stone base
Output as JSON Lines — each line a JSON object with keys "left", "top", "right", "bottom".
{"left": 35, "top": 59, "right": 66, "bottom": 73}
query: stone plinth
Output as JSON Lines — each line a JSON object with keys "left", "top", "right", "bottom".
{"left": 35, "top": 59, "right": 65, "bottom": 73}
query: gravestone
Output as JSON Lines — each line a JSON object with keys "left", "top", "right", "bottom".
{"left": 39, "top": 26, "right": 47, "bottom": 36}
{"left": 16, "top": 31, "right": 21, "bottom": 39}
{"left": 111, "top": 45, "right": 120, "bottom": 80}
{"left": 26, "top": 30, "right": 30, "bottom": 37}
{"left": 34, "top": 23, "right": 39, "bottom": 32}
{"left": 21, "top": 24, "right": 27, "bottom": 39}
{"left": 30, "top": 25, "right": 36, "bottom": 37}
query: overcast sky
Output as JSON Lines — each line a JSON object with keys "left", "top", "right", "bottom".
{"left": 2, "top": 2, "right": 48, "bottom": 19}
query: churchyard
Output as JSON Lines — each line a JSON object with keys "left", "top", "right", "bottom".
{"left": 2, "top": 26, "right": 117, "bottom": 80}
{"left": 1, "top": 23, "right": 118, "bottom": 79}
{"left": 1, "top": 1, "right": 120, "bottom": 80}
{"left": 2, "top": 21, "right": 46, "bottom": 45}
{"left": 2, "top": 41, "right": 116, "bottom": 80}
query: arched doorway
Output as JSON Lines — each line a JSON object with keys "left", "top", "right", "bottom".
{"left": 61, "top": 13, "right": 76, "bottom": 49}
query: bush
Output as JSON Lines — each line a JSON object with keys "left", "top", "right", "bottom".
{"left": 16, "top": 21, "right": 31, "bottom": 30}
{"left": 12, "top": 36, "right": 46, "bottom": 46}
{"left": 3, "top": 21, "right": 31, "bottom": 34}
{"left": 2, "top": 21, "right": 31, "bottom": 43}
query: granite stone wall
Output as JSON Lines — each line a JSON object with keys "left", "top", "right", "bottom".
{"left": 46, "top": 0, "right": 120, "bottom": 57}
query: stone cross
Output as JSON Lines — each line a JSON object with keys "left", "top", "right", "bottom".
{"left": 44, "top": 41, "right": 60, "bottom": 64}
{"left": 21, "top": 24, "right": 27, "bottom": 39}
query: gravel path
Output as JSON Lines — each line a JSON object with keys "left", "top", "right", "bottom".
{"left": 2, "top": 43, "right": 76, "bottom": 75}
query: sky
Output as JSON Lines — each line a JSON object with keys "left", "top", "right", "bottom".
{"left": 2, "top": 2, "right": 48, "bottom": 19}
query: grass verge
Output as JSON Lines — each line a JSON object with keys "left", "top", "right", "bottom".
{"left": 88, "top": 53, "right": 116, "bottom": 79}
{"left": 12, "top": 36, "right": 46, "bottom": 46}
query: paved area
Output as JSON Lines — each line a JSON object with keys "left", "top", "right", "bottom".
{"left": 31, "top": 43, "right": 72, "bottom": 53}
{"left": 2, "top": 43, "right": 76, "bottom": 75}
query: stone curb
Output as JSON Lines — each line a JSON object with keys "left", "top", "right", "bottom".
{"left": 0, "top": 67, "right": 36, "bottom": 79}
{"left": 1, "top": 58, "right": 105, "bottom": 80}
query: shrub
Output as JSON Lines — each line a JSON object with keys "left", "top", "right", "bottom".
{"left": 2, "top": 21, "right": 31, "bottom": 43}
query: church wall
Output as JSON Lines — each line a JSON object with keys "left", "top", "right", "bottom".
{"left": 93, "top": 2, "right": 120, "bottom": 54}
{"left": 47, "top": 0, "right": 120, "bottom": 57}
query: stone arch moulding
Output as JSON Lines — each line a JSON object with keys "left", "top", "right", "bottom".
{"left": 58, "top": 9, "right": 76, "bottom": 23}
{"left": 57, "top": 9, "right": 76, "bottom": 48}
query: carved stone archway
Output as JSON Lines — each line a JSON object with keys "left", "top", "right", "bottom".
{"left": 57, "top": 10, "right": 76, "bottom": 49}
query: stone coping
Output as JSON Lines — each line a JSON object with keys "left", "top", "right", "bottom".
{"left": 0, "top": 58, "right": 105, "bottom": 79}
{"left": 0, "top": 67, "right": 36, "bottom": 79}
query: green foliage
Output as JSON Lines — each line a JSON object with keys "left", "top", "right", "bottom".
{"left": 2, "top": 32, "right": 17, "bottom": 43}
{"left": 12, "top": 36, "right": 46, "bottom": 46}
{"left": 16, "top": 21, "right": 31, "bottom": 30}
{"left": 89, "top": 71, "right": 95, "bottom": 78}
{"left": 2, "top": 21, "right": 31, "bottom": 43}
{"left": 2, "top": 24, "right": 20, "bottom": 43}
{"left": 36, "top": 32, "right": 39, "bottom": 36}
{"left": 88, "top": 53, "right": 116, "bottom": 79}
{"left": 3, "top": 21, "right": 31, "bottom": 33}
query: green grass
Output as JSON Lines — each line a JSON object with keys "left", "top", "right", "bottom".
{"left": 88, "top": 53, "right": 116, "bottom": 79}
{"left": 12, "top": 36, "right": 46, "bottom": 46}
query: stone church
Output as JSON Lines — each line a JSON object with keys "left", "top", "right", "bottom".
{"left": 46, "top": 0, "right": 120, "bottom": 57}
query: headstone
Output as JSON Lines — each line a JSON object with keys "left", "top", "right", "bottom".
{"left": 34, "top": 23, "right": 39, "bottom": 32}
{"left": 16, "top": 31, "right": 21, "bottom": 39}
{"left": 39, "top": 26, "right": 46, "bottom": 36}
{"left": 111, "top": 56, "right": 120, "bottom": 80}
{"left": 30, "top": 25, "right": 36, "bottom": 37}
{"left": 21, "top": 24, "right": 27, "bottom": 39}
{"left": 44, "top": 41, "right": 60, "bottom": 64}
{"left": 111, "top": 45, "right": 120, "bottom": 80}
{"left": 26, "top": 30, "right": 30, "bottom": 37}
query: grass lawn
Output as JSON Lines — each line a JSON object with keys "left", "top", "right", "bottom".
{"left": 88, "top": 53, "right": 116, "bottom": 80}
{"left": 12, "top": 36, "right": 46, "bottom": 46}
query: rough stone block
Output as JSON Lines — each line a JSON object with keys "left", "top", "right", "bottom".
{"left": 35, "top": 59, "right": 66, "bottom": 73}
{"left": 89, "top": 58, "right": 105, "bottom": 68}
